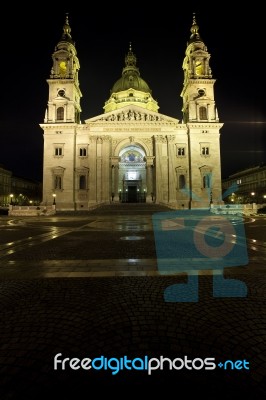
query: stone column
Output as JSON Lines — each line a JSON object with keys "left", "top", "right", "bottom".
{"left": 110, "top": 157, "right": 120, "bottom": 202}
{"left": 111, "top": 166, "right": 115, "bottom": 194}
{"left": 145, "top": 156, "right": 155, "bottom": 202}
{"left": 102, "top": 136, "right": 111, "bottom": 202}
{"left": 96, "top": 137, "right": 103, "bottom": 203}
{"left": 167, "top": 135, "right": 176, "bottom": 204}
{"left": 88, "top": 137, "right": 97, "bottom": 205}
{"left": 154, "top": 135, "right": 167, "bottom": 203}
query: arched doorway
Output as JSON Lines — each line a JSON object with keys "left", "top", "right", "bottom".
{"left": 118, "top": 145, "right": 146, "bottom": 203}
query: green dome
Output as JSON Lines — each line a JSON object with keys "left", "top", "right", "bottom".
{"left": 111, "top": 72, "right": 151, "bottom": 93}
{"left": 110, "top": 45, "right": 151, "bottom": 94}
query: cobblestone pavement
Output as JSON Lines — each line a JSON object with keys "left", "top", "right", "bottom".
{"left": 0, "top": 204, "right": 265, "bottom": 398}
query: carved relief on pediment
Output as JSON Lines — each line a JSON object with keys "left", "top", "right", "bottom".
{"left": 96, "top": 109, "right": 163, "bottom": 122}
{"left": 85, "top": 106, "right": 179, "bottom": 125}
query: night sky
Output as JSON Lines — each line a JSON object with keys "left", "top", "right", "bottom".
{"left": 0, "top": 6, "right": 265, "bottom": 182}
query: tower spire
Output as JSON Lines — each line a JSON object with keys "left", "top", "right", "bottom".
{"left": 189, "top": 13, "right": 201, "bottom": 43}
{"left": 61, "top": 13, "right": 73, "bottom": 43}
{"left": 125, "top": 43, "right": 137, "bottom": 69}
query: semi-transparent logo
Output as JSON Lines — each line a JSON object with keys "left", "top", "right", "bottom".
{"left": 152, "top": 208, "right": 248, "bottom": 302}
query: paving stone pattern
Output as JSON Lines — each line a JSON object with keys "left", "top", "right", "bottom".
{"left": 0, "top": 204, "right": 265, "bottom": 398}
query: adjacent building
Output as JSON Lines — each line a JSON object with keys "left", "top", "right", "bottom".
{"left": 0, "top": 164, "right": 42, "bottom": 206}
{"left": 0, "top": 164, "right": 12, "bottom": 206}
{"left": 10, "top": 176, "right": 42, "bottom": 206}
{"left": 41, "top": 14, "right": 223, "bottom": 210}
{"left": 222, "top": 163, "right": 266, "bottom": 204}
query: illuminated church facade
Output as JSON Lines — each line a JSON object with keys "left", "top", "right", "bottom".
{"left": 40, "top": 15, "right": 223, "bottom": 210}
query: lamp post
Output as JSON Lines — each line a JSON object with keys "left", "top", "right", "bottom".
{"left": 52, "top": 193, "right": 56, "bottom": 205}
{"left": 250, "top": 192, "right": 257, "bottom": 212}
{"left": 251, "top": 192, "right": 255, "bottom": 203}
{"left": 10, "top": 194, "right": 14, "bottom": 205}
{"left": 209, "top": 190, "right": 213, "bottom": 208}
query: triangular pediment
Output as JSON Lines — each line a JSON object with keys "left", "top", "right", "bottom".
{"left": 84, "top": 105, "right": 179, "bottom": 124}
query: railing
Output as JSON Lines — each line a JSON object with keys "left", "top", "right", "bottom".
{"left": 8, "top": 205, "right": 56, "bottom": 216}
{"left": 210, "top": 203, "right": 257, "bottom": 215}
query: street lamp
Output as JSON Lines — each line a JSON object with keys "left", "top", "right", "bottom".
{"left": 10, "top": 194, "right": 14, "bottom": 205}
{"left": 209, "top": 190, "right": 213, "bottom": 208}
{"left": 52, "top": 193, "right": 56, "bottom": 205}
{"left": 251, "top": 192, "right": 255, "bottom": 203}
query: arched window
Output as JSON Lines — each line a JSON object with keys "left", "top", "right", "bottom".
{"left": 179, "top": 175, "right": 186, "bottom": 189}
{"left": 79, "top": 175, "right": 86, "bottom": 190}
{"left": 79, "top": 148, "right": 87, "bottom": 157}
{"left": 57, "top": 107, "right": 64, "bottom": 121}
{"left": 199, "top": 106, "right": 207, "bottom": 120}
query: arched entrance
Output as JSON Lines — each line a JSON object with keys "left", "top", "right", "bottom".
{"left": 118, "top": 145, "right": 146, "bottom": 203}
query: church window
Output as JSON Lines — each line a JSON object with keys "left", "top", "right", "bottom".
{"left": 202, "top": 147, "right": 209, "bottom": 155}
{"left": 199, "top": 106, "right": 207, "bottom": 120}
{"left": 198, "top": 89, "right": 205, "bottom": 97}
{"left": 57, "top": 107, "right": 64, "bottom": 121}
{"left": 79, "top": 147, "right": 87, "bottom": 157}
{"left": 55, "top": 147, "right": 63, "bottom": 156}
{"left": 203, "top": 174, "right": 210, "bottom": 188}
{"left": 179, "top": 175, "right": 186, "bottom": 189}
{"left": 58, "top": 89, "right": 65, "bottom": 97}
{"left": 79, "top": 175, "right": 86, "bottom": 190}
{"left": 200, "top": 143, "right": 210, "bottom": 156}
{"left": 177, "top": 147, "right": 186, "bottom": 156}
{"left": 54, "top": 176, "right": 62, "bottom": 190}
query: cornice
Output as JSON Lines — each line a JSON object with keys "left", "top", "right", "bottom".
{"left": 187, "top": 123, "right": 224, "bottom": 129}
{"left": 40, "top": 123, "right": 79, "bottom": 130}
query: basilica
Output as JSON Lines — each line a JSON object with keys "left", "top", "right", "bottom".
{"left": 40, "top": 15, "right": 223, "bottom": 210}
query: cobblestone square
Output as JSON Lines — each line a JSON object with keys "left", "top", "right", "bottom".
{"left": 0, "top": 204, "right": 265, "bottom": 398}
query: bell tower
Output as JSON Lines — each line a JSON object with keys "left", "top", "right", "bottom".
{"left": 44, "top": 14, "right": 82, "bottom": 124}
{"left": 41, "top": 15, "right": 84, "bottom": 210}
{"left": 181, "top": 13, "right": 218, "bottom": 124}
{"left": 181, "top": 14, "right": 223, "bottom": 208}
